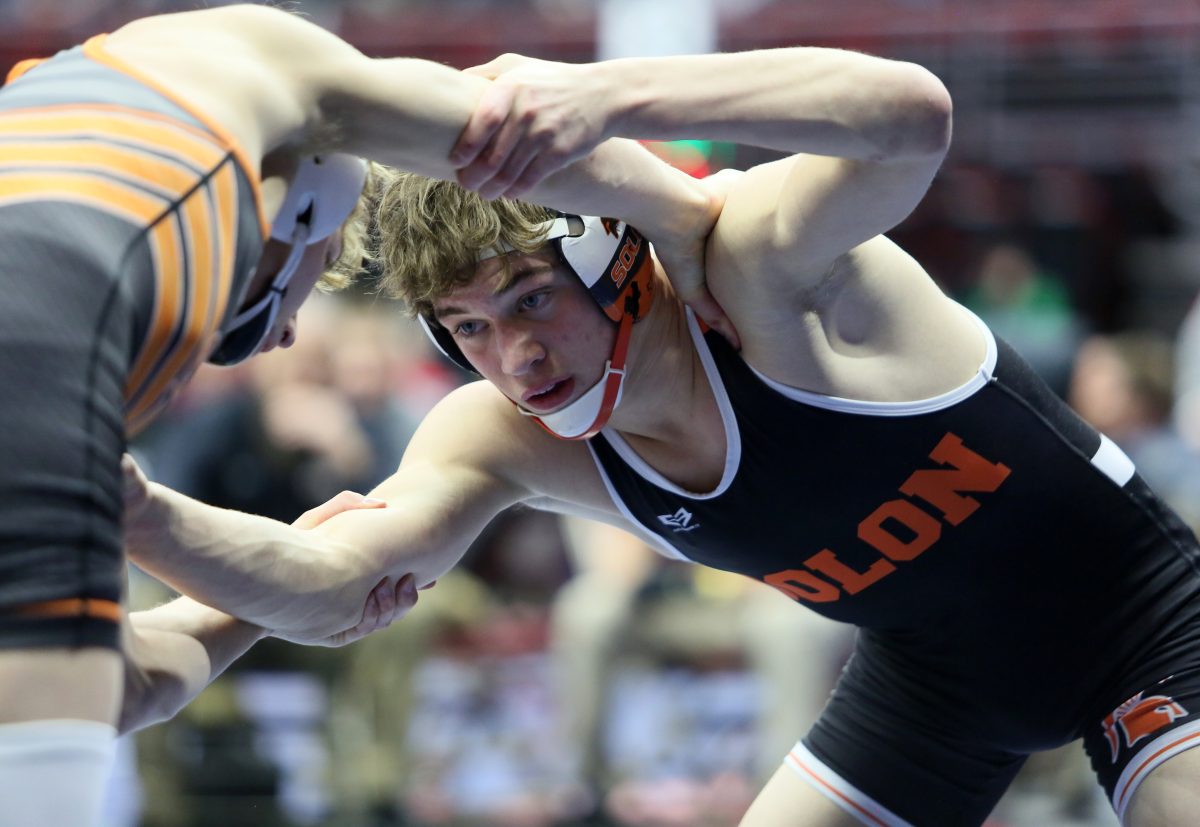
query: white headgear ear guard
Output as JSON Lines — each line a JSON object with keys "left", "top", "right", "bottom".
{"left": 421, "top": 212, "right": 655, "bottom": 440}
{"left": 209, "top": 154, "right": 367, "bottom": 366}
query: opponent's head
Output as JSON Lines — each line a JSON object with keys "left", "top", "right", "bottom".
{"left": 209, "top": 153, "right": 373, "bottom": 366}
{"left": 376, "top": 172, "right": 655, "bottom": 439}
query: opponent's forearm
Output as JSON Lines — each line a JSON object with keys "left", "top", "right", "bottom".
{"left": 328, "top": 57, "right": 489, "bottom": 181}
{"left": 526, "top": 137, "right": 713, "bottom": 242}
{"left": 120, "top": 598, "right": 267, "bottom": 734}
{"left": 596, "top": 48, "right": 950, "bottom": 161}
{"left": 125, "top": 483, "right": 367, "bottom": 633}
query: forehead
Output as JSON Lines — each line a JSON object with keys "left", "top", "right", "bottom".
{"left": 434, "top": 247, "right": 565, "bottom": 313}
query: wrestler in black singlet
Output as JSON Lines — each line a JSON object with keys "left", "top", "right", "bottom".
{"left": 588, "top": 310, "right": 1200, "bottom": 826}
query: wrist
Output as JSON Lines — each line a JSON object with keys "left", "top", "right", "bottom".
{"left": 591, "top": 58, "right": 642, "bottom": 141}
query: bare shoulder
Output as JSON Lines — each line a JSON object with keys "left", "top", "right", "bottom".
{"left": 402, "top": 381, "right": 615, "bottom": 513}
{"left": 104, "top": 5, "right": 361, "bottom": 160}
{"left": 112, "top": 5, "right": 349, "bottom": 61}
{"left": 721, "top": 233, "right": 986, "bottom": 401}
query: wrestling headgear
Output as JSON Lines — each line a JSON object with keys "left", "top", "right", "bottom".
{"left": 420, "top": 213, "right": 655, "bottom": 440}
{"left": 209, "top": 153, "right": 367, "bottom": 366}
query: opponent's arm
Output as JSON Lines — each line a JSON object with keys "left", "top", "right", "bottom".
{"left": 448, "top": 49, "right": 958, "bottom": 376}
{"left": 124, "top": 386, "right": 529, "bottom": 641}
{"left": 120, "top": 577, "right": 413, "bottom": 733}
{"left": 119, "top": 496, "right": 418, "bottom": 734}
{"left": 119, "top": 597, "right": 265, "bottom": 734}
{"left": 453, "top": 48, "right": 950, "bottom": 280}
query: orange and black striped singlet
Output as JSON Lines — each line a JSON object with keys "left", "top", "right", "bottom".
{"left": 0, "top": 36, "right": 267, "bottom": 433}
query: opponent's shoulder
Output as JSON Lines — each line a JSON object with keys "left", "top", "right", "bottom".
{"left": 114, "top": 5, "right": 344, "bottom": 51}
{"left": 107, "top": 6, "right": 363, "bottom": 153}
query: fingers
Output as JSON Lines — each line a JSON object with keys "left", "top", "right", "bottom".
{"left": 688, "top": 291, "right": 743, "bottom": 351}
{"left": 450, "top": 82, "right": 515, "bottom": 171}
{"left": 470, "top": 125, "right": 550, "bottom": 200}
{"left": 396, "top": 574, "right": 420, "bottom": 609}
{"left": 291, "top": 491, "right": 386, "bottom": 530}
{"left": 374, "top": 575, "right": 397, "bottom": 619}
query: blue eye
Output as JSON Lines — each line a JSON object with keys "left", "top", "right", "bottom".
{"left": 454, "top": 320, "right": 482, "bottom": 338}
{"left": 520, "top": 291, "right": 549, "bottom": 311}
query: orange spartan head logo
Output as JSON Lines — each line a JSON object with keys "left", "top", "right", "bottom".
{"left": 1102, "top": 692, "right": 1188, "bottom": 763}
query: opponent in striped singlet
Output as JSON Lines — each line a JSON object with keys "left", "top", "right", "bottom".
{"left": 0, "top": 36, "right": 265, "bottom": 648}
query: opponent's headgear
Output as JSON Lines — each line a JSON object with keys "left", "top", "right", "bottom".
{"left": 420, "top": 213, "right": 656, "bottom": 440}
{"left": 209, "top": 153, "right": 367, "bottom": 366}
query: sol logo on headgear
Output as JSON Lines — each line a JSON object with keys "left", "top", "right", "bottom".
{"left": 608, "top": 233, "right": 642, "bottom": 290}
{"left": 1102, "top": 691, "right": 1188, "bottom": 763}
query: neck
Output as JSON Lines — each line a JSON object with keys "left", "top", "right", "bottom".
{"left": 605, "top": 278, "right": 711, "bottom": 446}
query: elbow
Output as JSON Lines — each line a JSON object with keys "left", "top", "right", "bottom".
{"left": 117, "top": 673, "right": 189, "bottom": 736}
{"left": 880, "top": 63, "right": 953, "bottom": 160}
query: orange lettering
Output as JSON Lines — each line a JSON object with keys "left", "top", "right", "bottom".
{"left": 805, "top": 549, "right": 896, "bottom": 594}
{"left": 609, "top": 237, "right": 640, "bottom": 287}
{"left": 858, "top": 500, "right": 941, "bottom": 561}
{"left": 899, "top": 433, "right": 1011, "bottom": 526}
{"left": 765, "top": 569, "right": 841, "bottom": 603}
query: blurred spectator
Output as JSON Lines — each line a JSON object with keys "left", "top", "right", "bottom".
{"left": 963, "top": 242, "right": 1086, "bottom": 397}
{"left": 1071, "top": 331, "right": 1200, "bottom": 530}
{"left": 144, "top": 297, "right": 383, "bottom": 520}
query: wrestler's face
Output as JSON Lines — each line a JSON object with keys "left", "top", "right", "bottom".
{"left": 433, "top": 248, "right": 615, "bottom": 413}
{"left": 255, "top": 229, "right": 343, "bottom": 354}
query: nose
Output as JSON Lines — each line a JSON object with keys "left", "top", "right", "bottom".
{"left": 495, "top": 323, "right": 544, "bottom": 376}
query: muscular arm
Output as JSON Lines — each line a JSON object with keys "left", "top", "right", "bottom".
{"left": 119, "top": 597, "right": 266, "bottom": 734}
{"left": 456, "top": 47, "right": 950, "bottom": 281}
{"left": 124, "top": 385, "right": 532, "bottom": 640}
{"left": 452, "top": 48, "right": 968, "bottom": 390}
{"left": 120, "top": 497, "right": 418, "bottom": 733}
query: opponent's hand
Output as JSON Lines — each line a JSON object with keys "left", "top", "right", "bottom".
{"left": 652, "top": 168, "right": 744, "bottom": 350}
{"left": 290, "top": 489, "right": 386, "bottom": 530}
{"left": 274, "top": 491, "right": 426, "bottom": 647}
{"left": 276, "top": 574, "right": 419, "bottom": 648}
{"left": 121, "top": 453, "right": 152, "bottom": 523}
{"left": 451, "top": 54, "right": 611, "bottom": 199}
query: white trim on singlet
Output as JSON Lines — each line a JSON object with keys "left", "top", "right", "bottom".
{"left": 748, "top": 308, "right": 999, "bottom": 417}
{"left": 1092, "top": 434, "right": 1137, "bottom": 487}
{"left": 785, "top": 742, "right": 916, "bottom": 827}
{"left": 584, "top": 309, "right": 741, "bottom": 563}
{"left": 1111, "top": 718, "right": 1200, "bottom": 824}
{"left": 595, "top": 309, "right": 742, "bottom": 500}
{"left": 586, "top": 455, "right": 694, "bottom": 562}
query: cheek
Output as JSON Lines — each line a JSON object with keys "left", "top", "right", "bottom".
{"left": 565, "top": 313, "right": 617, "bottom": 367}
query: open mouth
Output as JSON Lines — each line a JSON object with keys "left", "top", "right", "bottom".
{"left": 521, "top": 377, "right": 575, "bottom": 412}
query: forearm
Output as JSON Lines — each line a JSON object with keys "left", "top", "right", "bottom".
{"left": 328, "top": 57, "right": 488, "bottom": 180}
{"left": 528, "top": 138, "right": 713, "bottom": 242}
{"left": 125, "top": 483, "right": 367, "bottom": 633}
{"left": 120, "top": 598, "right": 267, "bottom": 734}
{"left": 596, "top": 48, "right": 950, "bottom": 160}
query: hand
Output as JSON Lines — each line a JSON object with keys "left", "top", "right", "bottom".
{"left": 451, "top": 54, "right": 611, "bottom": 199}
{"left": 276, "top": 573, "right": 419, "bottom": 648}
{"left": 652, "top": 168, "right": 744, "bottom": 350}
{"left": 122, "top": 453, "right": 151, "bottom": 523}
{"left": 289, "top": 488, "right": 387, "bottom": 530}
{"left": 276, "top": 491, "right": 429, "bottom": 646}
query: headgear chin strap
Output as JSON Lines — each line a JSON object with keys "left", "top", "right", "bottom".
{"left": 208, "top": 153, "right": 367, "bottom": 366}
{"left": 420, "top": 213, "right": 656, "bottom": 440}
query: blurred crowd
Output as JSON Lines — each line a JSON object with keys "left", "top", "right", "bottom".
{"left": 5, "top": 1, "right": 1200, "bottom": 826}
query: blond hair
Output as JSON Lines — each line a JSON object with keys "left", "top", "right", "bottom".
{"left": 315, "top": 160, "right": 390, "bottom": 292}
{"left": 373, "top": 169, "right": 556, "bottom": 317}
